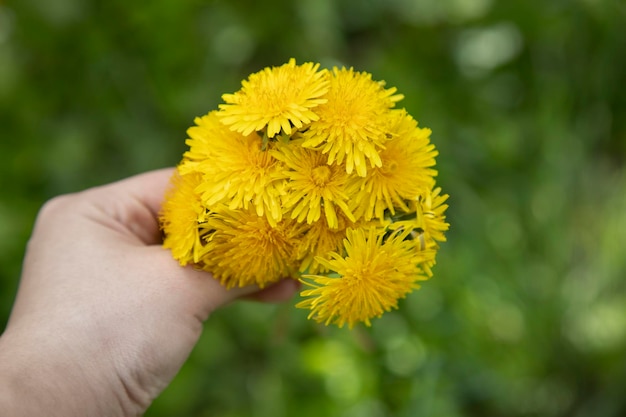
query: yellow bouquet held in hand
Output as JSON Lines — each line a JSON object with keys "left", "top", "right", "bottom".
{"left": 159, "top": 58, "right": 449, "bottom": 328}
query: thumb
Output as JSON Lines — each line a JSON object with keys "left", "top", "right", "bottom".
{"left": 150, "top": 249, "right": 299, "bottom": 321}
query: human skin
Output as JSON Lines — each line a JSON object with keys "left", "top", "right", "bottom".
{"left": 0, "top": 168, "right": 299, "bottom": 416}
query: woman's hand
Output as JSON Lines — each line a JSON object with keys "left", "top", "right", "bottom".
{"left": 0, "top": 168, "right": 299, "bottom": 416}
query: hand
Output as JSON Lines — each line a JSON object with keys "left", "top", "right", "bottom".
{"left": 0, "top": 168, "right": 299, "bottom": 416}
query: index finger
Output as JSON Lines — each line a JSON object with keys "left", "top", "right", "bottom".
{"left": 82, "top": 168, "right": 176, "bottom": 245}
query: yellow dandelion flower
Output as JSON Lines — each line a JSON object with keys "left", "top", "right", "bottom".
{"left": 350, "top": 111, "right": 439, "bottom": 221}
{"left": 416, "top": 186, "right": 450, "bottom": 244}
{"left": 201, "top": 205, "right": 307, "bottom": 289}
{"left": 402, "top": 186, "right": 450, "bottom": 245}
{"left": 178, "top": 111, "right": 224, "bottom": 174}
{"left": 218, "top": 58, "right": 329, "bottom": 138}
{"left": 186, "top": 114, "right": 286, "bottom": 224}
{"left": 160, "top": 170, "right": 209, "bottom": 265}
{"left": 301, "top": 67, "right": 404, "bottom": 177}
{"left": 391, "top": 187, "right": 450, "bottom": 276}
{"left": 297, "top": 211, "right": 365, "bottom": 274}
{"left": 272, "top": 140, "right": 356, "bottom": 229}
{"left": 297, "top": 227, "right": 426, "bottom": 328}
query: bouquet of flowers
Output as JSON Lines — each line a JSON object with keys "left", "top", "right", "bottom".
{"left": 159, "top": 59, "right": 449, "bottom": 328}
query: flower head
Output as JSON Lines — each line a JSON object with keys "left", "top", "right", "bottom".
{"left": 184, "top": 112, "right": 286, "bottom": 225}
{"left": 218, "top": 58, "right": 329, "bottom": 138}
{"left": 160, "top": 170, "right": 209, "bottom": 265}
{"left": 390, "top": 187, "right": 450, "bottom": 276}
{"left": 297, "top": 211, "right": 368, "bottom": 274}
{"left": 272, "top": 140, "right": 356, "bottom": 229}
{"left": 350, "top": 111, "right": 438, "bottom": 221}
{"left": 301, "top": 67, "right": 404, "bottom": 177}
{"left": 415, "top": 187, "right": 450, "bottom": 245}
{"left": 179, "top": 111, "right": 225, "bottom": 173}
{"left": 201, "top": 205, "right": 307, "bottom": 289}
{"left": 297, "top": 227, "right": 427, "bottom": 328}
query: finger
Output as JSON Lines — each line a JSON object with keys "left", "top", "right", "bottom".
{"left": 83, "top": 168, "right": 176, "bottom": 244}
{"left": 244, "top": 279, "right": 301, "bottom": 303}
{"left": 149, "top": 250, "right": 256, "bottom": 318}
{"left": 152, "top": 249, "right": 300, "bottom": 320}
{"left": 100, "top": 168, "right": 176, "bottom": 216}
{"left": 192, "top": 275, "right": 300, "bottom": 321}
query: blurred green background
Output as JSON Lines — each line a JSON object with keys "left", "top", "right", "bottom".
{"left": 2, "top": 0, "right": 626, "bottom": 415}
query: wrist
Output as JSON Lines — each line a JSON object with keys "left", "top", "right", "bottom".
{"left": 0, "top": 326, "right": 133, "bottom": 417}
